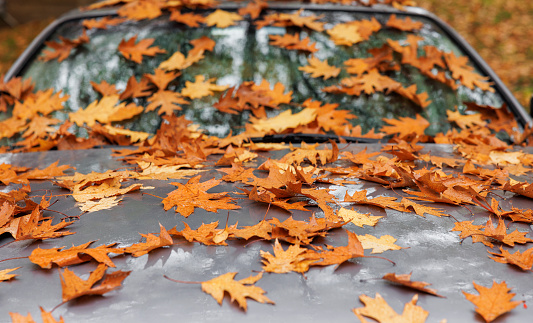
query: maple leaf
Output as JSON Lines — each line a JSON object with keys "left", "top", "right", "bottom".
{"left": 260, "top": 239, "right": 317, "bottom": 274}
{"left": 29, "top": 241, "right": 124, "bottom": 268}
{"left": 463, "top": 281, "right": 522, "bottom": 322}
{"left": 0, "top": 267, "right": 20, "bottom": 281}
{"left": 205, "top": 9, "right": 243, "bottom": 28}
{"left": 353, "top": 293, "right": 429, "bottom": 323}
{"left": 146, "top": 90, "right": 189, "bottom": 115}
{"left": 383, "top": 273, "right": 444, "bottom": 297}
{"left": 59, "top": 264, "right": 130, "bottom": 303}
{"left": 298, "top": 56, "right": 341, "bottom": 80}
{"left": 200, "top": 272, "right": 274, "bottom": 311}
{"left": 117, "top": 36, "right": 166, "bottom": 64}
{"left": 357, "top": 234, "right": 403, "bottom": 254}
{"left": 161, "top": 176, "right": 240, "bottom": 217}
{"left": 337, "top": 207, "right": 382, "bottom": 227}
{"left": 381, "top": 114, "right": 430, "bottom": 139}
{"left": 488, "top": 246, "right": 533, "bottom": 271}
{"left": 180, "top": 75, "right": 229, "bottom": 99}
{"left": 124, "top": 224, "right": 173, "bottom": 257}
{"left": 229, "top": 219, "right": 272, "bottom": 240}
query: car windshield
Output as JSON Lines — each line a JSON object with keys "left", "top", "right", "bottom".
{"left": 10, "top": 8, "right": 506, "bottom": 141}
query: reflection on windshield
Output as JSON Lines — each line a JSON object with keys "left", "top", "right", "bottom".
{"left": 18, "top": 10, "right": 505, "bottom": 138}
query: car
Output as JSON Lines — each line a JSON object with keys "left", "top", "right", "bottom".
{"left": 0, "top": 0, "right": 532, "bottom": 322}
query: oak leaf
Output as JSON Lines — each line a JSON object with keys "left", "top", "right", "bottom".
{"left": 124, "top": 224, "right": 173, "bottom": 257}
{"left": 180, "top": 75, "right": 229, "bottom": 99}
{"left": 205, "top": 9, "right": 243, "bottom": 28}
{"left": 488, "top": 246, "right": 533, "bottom": 271}
{"left": 337, "top": 207, "right": 382, "bottom": 227}
{"left": 386, "top": 14, "right": 423, "bottom": 31}
{"left": 82, "top": 16, "right": 126, "bottom": 30}
{"left": 238, "top": 0, "right": 267, "bottom": 19}
{"left": 357, "top": 234, "right": 403, "bottom": 254}
{"left": 68, "top": 95, "right": 144, "bottom": 127}
{"left": 146, "top": 90, "right": 189, "bottom": 115}
{"left": 200, "top": 272, "right": 274, "bottom": 311}
{"left": 382, "top": 114, "right": 430, "bottom": 139}
{"left": 260, "top": 239, "right": 317, "bottom": 274}
{"left": 9, "top": 307, "right": 64, "bottom": 323}
{"left": 444, "top": 52, "right": 493, "bottom": 92}
{"left": 383, "top": 272, "right": 443, "bottom": 297}
{"left": 269, "top": 33, "right": 318, "bottom": 53}
{"left": 298, "top": 56, "right": 340, "bottom": 80}
{"left": 463, "top": 281, "right": 521, "bottom": 322}
{"left": 353, "top": 293, "right": 429, "bottom": 323}
{"left": 29, "top": 241, "right": 124, "bottom": 268}
{"left": 41, "top": 31, "right": 89, "bottom": 62}
{"left": 59, "top": 264, "right": 130, "bottom": 303}
{"left": 169, "top": 10, "right": 206, "bottom": 27}
{"left": 117, "top": 36, "right": 166, "bottom": 64}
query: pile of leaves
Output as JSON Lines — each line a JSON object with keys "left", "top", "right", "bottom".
{"left": 0, "top": 0, "right": 532, "bottom": 322}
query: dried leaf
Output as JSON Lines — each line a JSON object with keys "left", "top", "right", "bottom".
{"left": 463, "top": 281, "right": 521, "bottom": 322}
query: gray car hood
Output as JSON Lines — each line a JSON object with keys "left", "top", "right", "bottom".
{"left": 0, "top": 144, "right": 532, "bottom": 322}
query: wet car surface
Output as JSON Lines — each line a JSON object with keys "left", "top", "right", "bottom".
{"left": 0, "top": 1, "right": 532, "bottom": 322}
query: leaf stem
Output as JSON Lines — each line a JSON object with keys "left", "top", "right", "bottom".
{"left": 0, "top": 256, "right": 27, "bottom": 263}
{"left": 163, "top": 275, "right": 202, "bottom": 284}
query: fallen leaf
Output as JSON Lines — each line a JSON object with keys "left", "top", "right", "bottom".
{"left": 200, "top": 272, "right": 274, "bottom": 311}
{"left": 463, "top": 281, "right": 521, "bottom": 322}
{"left": 383, "top": 272, "right": 444, "bottom": 297}
{"left": 353, "top": 293, "right": 429, "bottom": 323}
{"left": 59, "top": 264, "right": 130, "bottom": 303}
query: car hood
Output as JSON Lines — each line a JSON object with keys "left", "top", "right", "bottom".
{"left": 0, "top": 144, "right": 532, "bottom": 322}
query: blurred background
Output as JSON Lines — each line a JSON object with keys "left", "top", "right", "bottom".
{"left": 0, "top": 0, "right": 530, "bottom": 110}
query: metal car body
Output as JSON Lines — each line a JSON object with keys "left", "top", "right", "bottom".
{"left": 0, "top": 1, "right": 532, "bottom": 322}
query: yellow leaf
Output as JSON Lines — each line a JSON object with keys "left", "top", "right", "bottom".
{"left": 357, "top": 234, "right": 403, "bottom": 254}
{"left": 337, "top": 207, "right": 382, "bottom": 227}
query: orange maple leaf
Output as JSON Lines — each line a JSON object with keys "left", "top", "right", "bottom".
{"left": 9, "top": 307, "right": 64, "bottom": 323}
{"left": 162, "top": 176, "right": 240, "bottom": 217}
{"left": 117, "top": 36, "right": 166, "bottom": 64}
{"left": 260, "top": 239, "right": 317, "bottom": 274}
{"left": 488, "top": 246, "right": 533, "bottom": 271}
{"left": 0, "top": 267, "right": 20, "bottom": 281}
{"left": 463, "top": 281, "right": 522, "bottom": 322}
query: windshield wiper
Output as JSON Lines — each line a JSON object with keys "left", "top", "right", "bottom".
{"left": 250, "top": 133, "right": 383, "bottom": 144}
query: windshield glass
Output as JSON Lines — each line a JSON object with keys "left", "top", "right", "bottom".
{"left": 4, "top": 8, "right": 507, "bottom": 144}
